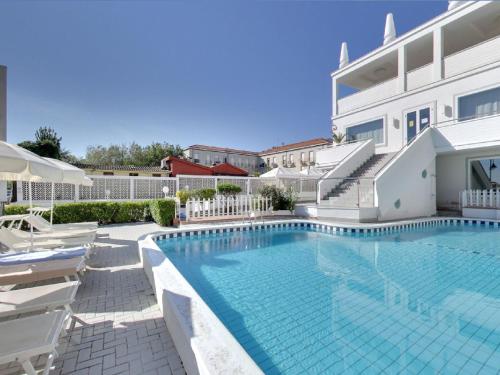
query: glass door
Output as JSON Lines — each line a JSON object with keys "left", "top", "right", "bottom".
{"left": 405, "top": 106, "right": 431, "bottom": 144}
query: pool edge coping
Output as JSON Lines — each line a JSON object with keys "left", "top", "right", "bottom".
{"left": 138, "top": 216, "right": 500, "bottom": 375}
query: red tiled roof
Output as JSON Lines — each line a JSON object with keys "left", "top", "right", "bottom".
{"left": 211, "top": 163, "right": 248, "bottom": 176}
{"left": 259, "top": 138, "right": 331, "bottom": 155}
{"left": 186, "top": 144, "right": 259, "bottom": 156}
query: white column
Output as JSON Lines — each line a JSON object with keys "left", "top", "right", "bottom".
{"left": 398, "top": 45, "right": 407, "bottom": 92}
{"left": 433, "top": 27, "right": 444, "bottom": 81}
{"left": 332, "top": 77, "right": 338, "bottom": 116}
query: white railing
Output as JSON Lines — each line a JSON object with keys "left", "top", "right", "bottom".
{"left": 444, "top": 36, "right": 500, "bottom": 79}
{"left": 337, "top": 77, "right": 398, "bottom": 114}
{"left": 15, "top": 175, "right": 317, "bottom": 204}
{"left": 185, "top": 195, "right": 272, "bottom": 221}
{"left": 461, "top": 189, "right": 500, "bottom": 209}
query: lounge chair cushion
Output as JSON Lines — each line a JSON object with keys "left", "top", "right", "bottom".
{"left": 0, "top": 247, "right": 86, "bottom": 266}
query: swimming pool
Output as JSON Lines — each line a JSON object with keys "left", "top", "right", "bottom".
{"left": 156, "top": 224, "right": 500, "bottom": 374}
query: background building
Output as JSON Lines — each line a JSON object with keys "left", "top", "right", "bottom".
{"left": 0, "top": 65, "right": 5, "bottom": 142}
{"left": 259, "top": 138, "right": 331, "bottom": 172}
{"left": 73, "top": 163, "right": 169, "bottom": 177}
{"left": 184, "top": 145, "right": 260, "bottom": 174}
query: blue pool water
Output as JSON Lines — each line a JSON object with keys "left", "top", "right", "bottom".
{"left": 157, "top": 226, "right": 500, "bottom": 374}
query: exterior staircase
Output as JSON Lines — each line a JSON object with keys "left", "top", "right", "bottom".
{"left": 321, "top": 153, "right": 395, "bottom": 207}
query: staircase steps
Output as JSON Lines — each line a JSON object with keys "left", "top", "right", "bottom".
{"left": 322, "top": 153, "right": 395, "bottom": 207}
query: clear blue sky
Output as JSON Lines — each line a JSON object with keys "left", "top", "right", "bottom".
{"left": 0, "top": 1, "right": 446, "bottom": 157}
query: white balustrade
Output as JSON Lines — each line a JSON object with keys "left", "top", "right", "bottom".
{"left": 460, "top": 189, "right": 500, "bottom": 209}
{"left": 185, "top": 195, "right": 271, "bottom": 221}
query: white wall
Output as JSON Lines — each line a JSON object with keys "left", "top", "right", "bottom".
{"left": 435, "top": 146, "right": 500, "bottom": 210}
{"left": 0, "top": 66, "right": 6, "bottom": 141}
{"left": 375, "top": 129, "right": 436, "bottom": 220}
{"left": 333, "top": 63, "right": 500, "bottom": 155}
{"left": 315, "top": 141, "right": 367, "bottom": 168}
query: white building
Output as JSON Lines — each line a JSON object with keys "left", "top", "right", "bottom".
{"left": 184, "top": 145, "right": 260, "bottom": 174}
{"left": 260, "top": 138, "right": 331, "bottom": 172}
{"left": 0, "top": 65, "right": 5, "bottom": 141}
{"left": 313, "top": 1, "right": 500, "bottom": 221}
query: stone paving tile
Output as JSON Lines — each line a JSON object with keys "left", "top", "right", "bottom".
{"left": 0, "top": 223, "right": 185, "bottom": 375}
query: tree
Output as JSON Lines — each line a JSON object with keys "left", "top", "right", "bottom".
{"left": 332, "top": 132, "right": 346, "bottom": 144}
{"left": 18, "top": 126, "right": 66, "bottom": 159}
{"left": 84, "top": 142, "right": 184, "bottom": 166}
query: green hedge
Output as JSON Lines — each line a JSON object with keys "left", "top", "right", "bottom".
{"left": 4, "top": 199, "right": 175, "bottom": 226}
{"left": 149, "top": 199, "right": 176, "bottom": 226}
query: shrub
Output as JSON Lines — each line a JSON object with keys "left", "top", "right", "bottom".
{"left": 190, "top": 188, "right": 216, "bottom": 200}
{"left": 114, "top": 201, "right": 152, "bottom": 223}
{"left": 176, "top": 189, "right": 191, "bottom": 205}
{"left": 258, "top": 185, "right": 288, "bottom": 211}
{"left": 3, "top": 200, "right": 165, "bottom": 225}
{"left": 283, "top": 186, "right": 298, "bottom": 213}
{"left": 217, "top": 183, "right": 242, "bottom": 198}
{"left": 149, "top": 199, "right": 176, "bottom": 226}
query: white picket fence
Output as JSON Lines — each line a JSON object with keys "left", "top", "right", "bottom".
{"left": 14, "top": 174, "right": 318, "bottom": 204}
{"left": 185, "top": 196, "right": 272, "bottom": 221}
{"left": 461, "top": 189, "right": 500, "bottom": 208}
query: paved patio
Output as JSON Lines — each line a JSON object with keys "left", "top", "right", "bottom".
{"left": 0, "top": 223, "right": 185, "bottom": 375}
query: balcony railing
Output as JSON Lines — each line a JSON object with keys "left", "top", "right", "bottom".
{"left": 337, "top": 77, "right": 398, "bottom": 114}
{"left": 444, "top": 36, "right": 500, "bottom": 79}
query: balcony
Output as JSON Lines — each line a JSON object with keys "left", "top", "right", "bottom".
{"left": 337, "top": 77, "right": 398, "bottom": 114}
{"left": 444, "top": 36, "right": 500, "bottom": 78}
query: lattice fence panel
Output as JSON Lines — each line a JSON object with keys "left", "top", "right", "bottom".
{"left": 22, "top": 182, "right": 75, "bottom": 201}
{"left": 134, "top": 178, "right": 177, "bottom": 199}
{"left": 216, "top": 178, "right": 249, "bottom": 194}
{"left": 178, "top": 177, "right": 216, "bottom": 191}
{"left": 249, "top": 178, "right": 278, "bottom": 195}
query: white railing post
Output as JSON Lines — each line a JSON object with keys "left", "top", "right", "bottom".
{"left": 130, "top": 179, "right": 134, "bottom": 200}
{"left": 74, "top": 184, "right": 80, "bottom": 202}
{"left": 186, "top": 200, "right": 190, "bottom": 222}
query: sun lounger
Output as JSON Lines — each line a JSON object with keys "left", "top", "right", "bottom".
{"left": 0, "top": 310, "right": 69, "bottom": 375}
{"left": 0, "top": 257, "right": 85, "bottom": 286}
{"left": 11, "top": 223, "right": 97, "bottom": 241}
{"left": 0, "top": 228, "right": 94, "bottom": 251}
{"left": 0, "top": 281, "right": 79, "bottom": 319}
{"left": 0, "top": 214, "right": 29, "bottom": 229}
{"left": 26, "top": 215, "right": 98, "bottom": 231}
{"left": 0, "top": 247, "right": 88, "bottom": 266}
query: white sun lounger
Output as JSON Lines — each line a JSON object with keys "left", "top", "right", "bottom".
{"left": 11, "top": 224, "right": 97, "bottom": 241}
{"left": 0, "top": 247, "right": 88, "bottom": 265}
{"left": 26, "top": 215, "right": 98, "bottom": 231}
{"left": 0, "top": 228, "right": 94, "bottom": 251}
{"left": 0, "top": 310, "right": 69, "bottom": 375}
{"left": 0, "top": 257, "right": 85, "bottom": 286}
{"left": 0, "top": 281, "right": 80, "bottom": 319}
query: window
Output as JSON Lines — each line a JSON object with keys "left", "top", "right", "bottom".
{"left": 273, "top": 157, "right": 277, "bottom": 165}
{"left": 459, "top": 86, "right": 500, "bottom": 121}
{"left": 346, "top": 118, "right": 384, "bottom": 144}
{"left": 193, "top": 153, "right": 199, "bottom": 163}
{"left": 267, "top": 158, "right": 270, "bottom": 165}
{"left": 129, "top": 173, "right": 139, "bottom": 177}
{"left": 103, "top": 171, "right": 114, "bottom": 176}
{"left": 309, "top": 151, "right": 314, "bottom": 162}
{"left": 301, "top": 152, "right": 305, "bottom": 162}
{"left": 282, "top": 155, "right": 287, "bottom": 165}
{"left": 289, "top": 154, "right": 294, "bottom": 164}
{"left": 152, "top": 173, "right": 161, "bottom": 177}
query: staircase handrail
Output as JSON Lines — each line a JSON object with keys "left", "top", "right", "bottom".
{"left": 318, "top": 139, "right": 373, "bottom": 183}
{"left": 374, "top": 126, "right": 433, "bottom": 180}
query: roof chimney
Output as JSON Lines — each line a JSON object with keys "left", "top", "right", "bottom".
{"left": 339, "top": 42, "right": 349, "bottom": 69}
{"left": 448, "top": 1, "right": 468, "bottom": 11}
{"left": 383, "top": 13, "right": 396, "bottom": 45}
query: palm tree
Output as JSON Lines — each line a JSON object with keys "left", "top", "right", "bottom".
{"left": 332, "top": 132, "right": 346, "bottom": 144}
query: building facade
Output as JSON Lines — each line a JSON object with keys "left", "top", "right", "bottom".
{"left": 0, "top": 65, "right": 6, "bottom": 142}
{"left": 260, "top": 138, "right": 331, "bottom": 172}
{"left": 315, "top": 1, "right": 500, "bottom": 221}
{"left": 184, "top": 145, "right": 260, "bottom": 174}
{"left": 73, "top": 163, "right": 169, "bottom": 177}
